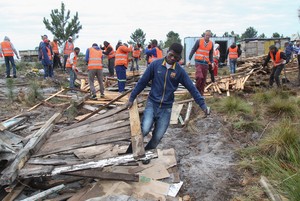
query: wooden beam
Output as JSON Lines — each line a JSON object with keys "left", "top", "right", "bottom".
{"left": 129, "top": 100, "right": 145, "bottom": 159}
{"left": 79, "top": 88, "right": 133, "bottom": 122}
{"left": 183, "top": 102, "right": 193, "bottom": 125}
{"left": 21, "top": 184, "right": 65, "bottom": 201}
{"left": 51, "top": 150, "right": 158, "bottom": 176}
{"left": 27, "top": 88, "right": 65, "bottom": 111}
{"left": 0, "top": 113, "right": 61, "bottom": 185}
{"left": 2, "top": 180, "right": 29, "bottom": 201}
{"left": 64, "top": 169, "right": 139, "bottom": 182}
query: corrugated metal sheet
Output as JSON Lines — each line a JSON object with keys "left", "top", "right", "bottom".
{"left": 184, "top": 37, "right": 235, "bottom": 65}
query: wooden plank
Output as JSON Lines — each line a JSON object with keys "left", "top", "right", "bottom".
{"left": 183, "top": 102, "right": 193, "bottom": 125}
{"left": 44, "top": 193, "right": 75, "bottom": 201}
{"left": 80, "top": 79, "right": 86, "bottom": 90}
{"left": 19, "top": 165, "right": 54, "bottom": 178}
{"left": 34, "top": 126, "right": 131, "bottom": 156}
{"left": 170, "top": 103, "right": 183, "bottom": 124}
{"left": 259, "top": 176, "right": 283, "bottom": 201}
{"left": 0, "top": 117, "right": 27, "bottom": 132}
{"left": 27, "top": 88, "right": 65, "bottom": 111}
{"left": 64, "top": 169, "right": 139, "bottom": 182}
{"left": 0, "top": 113, "right": 61, "bottom": 185}
{"left": 21, "top": 184, "right": 65, "bottom": 201}
{"left": 129, "top": 100, "right": 145, "bottom": 159}
{"left": 2, "top": 180, "right": 29, "bottom": 201}
{"left": 84, "top": 100, "right": 125, "bottom": 105}
{"left": 79, "top": 88, "right": 133, "bottom": 122}
{"left": 140, "top": 164, "right": 170, "bottom": 180}
{"left": 50, "top": 150, "right": 158, "bottom": 176}
{"left": 73, "top": 144, "right": 114, "bottom": 159}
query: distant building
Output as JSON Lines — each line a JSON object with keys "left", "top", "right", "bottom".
{"left": 184, "top": 36, "right": 235, "bottom": 65}
{"left": 239, "top": 38, "right": 290, "bottom": 58}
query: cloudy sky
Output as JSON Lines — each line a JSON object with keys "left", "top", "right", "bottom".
{"left": 0, "top": 0, "right": 299, "bottom": 52}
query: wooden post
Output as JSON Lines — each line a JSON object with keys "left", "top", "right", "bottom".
{"left": 129, "top": 100, "right": 145, "bottom": 158}
{"left": 21, "top": 184, "right": 65, "bottom": 201}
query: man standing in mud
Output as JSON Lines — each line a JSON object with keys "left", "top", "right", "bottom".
{"left": 125, "top": 43, "right": 210, "bottom": 161}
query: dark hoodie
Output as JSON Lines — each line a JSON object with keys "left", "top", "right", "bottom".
{"left": 226, "top": 44, "right": 242, "bottom": 59}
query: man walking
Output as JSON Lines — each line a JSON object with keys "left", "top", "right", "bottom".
{"left": 188, "top": 30, "right": 214, "bottom": 95}
{"left": 226, "top": 42, "right": 242, "bottom": 74}
{"left": 0, "top": 36, "right": 20, "bottom": 78}
{"left": 85, "top": 44, "right": 105, "bottom": 99}
{"left": 63, "top": 36, "right": 74, "bottom": 72}
{"left": 263, "top": 45, "right": 287, "bottom": 87}
{"left": 50, "top": 38, "right": 62, "bottom": 69}
{"left": 131, "top": 43, "right": 142, "bottom": 71}
{"left": 66, "top": 47, "right": 80, "bottom": 92}
{"left": 41, "top": 38, "right": 53, "bottom": 79}
{"left": 115, "top": 43, "right": 132, "bottom": 94}
{"left": 125, "top": 43, "right": 210, "bottom": 156}
{"left": 101, "top": 41, "right": 115, "bottom": 77}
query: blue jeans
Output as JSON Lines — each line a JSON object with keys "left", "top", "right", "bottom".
{"left": 130, "top": 57, "right": 139, "bottom": 71}
{"left": 229, "top": 59, "right": 237, "bottom": 74}
{"left": 4, "top": 56, "right": 16, "bottom": 77}
{"left": 43, "top": 64, "right": 53, "bottom": 78}
{"left": 142, "top": 100, "right": 172, "bottom": 150}
{"left": 115, "top": 65, "right": 126, "bottom": 92}
{"left": 68, "top": 68, "right": 77, "bottom": 89}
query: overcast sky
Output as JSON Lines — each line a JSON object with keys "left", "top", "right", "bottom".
{"left": 0, "top": 0, "right": 299, "bottom": 52}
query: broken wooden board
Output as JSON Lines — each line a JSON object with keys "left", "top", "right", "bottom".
{"left": 129, "top": 100, "right": 145, "bottom": 159}
{"left": 139, "top": 164, "right": 170, "bottom": 180}
{"left": 50, "top": 150, "right": 158, "bottom": 176}
{"left": 21, "top": 184, "right": 65, "bottom": 201}
{"left": 64, "top": 169, "right": 139, "bottom": 182}
{"left": 0, "top": 117, "right": 27, "bottom": 132}
{"left": 170, "top": 103, "right": 183, "bottom": 124}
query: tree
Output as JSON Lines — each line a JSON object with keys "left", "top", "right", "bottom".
{"left": 241, "top": 27, "right": 258, "bottom": 39}
{"left": 43, "top": 2, "right": 82, "bottom": 46}
{"left": 164, "top": 31, "right": 182, "bottom": 48}
{"left": 272, "top": 32, "right": 280, "bottom": 38}
{"left": 258, "top": 33, "right": 266, "bottom": 38}
{"left": 128, "top": 28, "right": 146, "bottom": 46}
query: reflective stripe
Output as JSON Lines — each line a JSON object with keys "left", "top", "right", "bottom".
{"left": 88, "top": 64, "right": 103, "bottom": 67}
{"left": 118, "top": 79, "right": 126, "bottom": 82}
{"left": 115, "top": 54, "right": 127, "bottom": 57}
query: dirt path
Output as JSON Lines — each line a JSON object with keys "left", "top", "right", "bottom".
{"left": 158, "top": 113, "right": 239, "bottom": 200}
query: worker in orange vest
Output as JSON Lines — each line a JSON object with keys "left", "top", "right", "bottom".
{"left": 50, "top": 38, "right": 62, "bottom": 69}
{"left": 226, "top": 42, "right": 242, "bottom": 74}
{"left": 115, "top": 43, "right": 132, "bottom": 93}
{"left": 101, "top": 41, "right": 115, "bottom": 77}
{"left": 66, "top": 47, "right": 80, "bottom": 92}
{"left": 85, "top": 43, "right": 105, "bottom": 99}
{"left": 41, "top": 38, "right": 54, "bottom": 79}
{"left": 63, "top": 36, "right": 74, "bottom": 72}
{"left": 263, "top": 45, "right": 287, "bottom": 87}
{"left": 0, "top": 36, "right": 20, "bottom": 78}
{"left": 131, "top": 43, "right": 142, "bottom": 71}
{"left": 188, "top": 30, "right": 214, "bottom": 95}
{"left": 145, "top": 39, "right": 163, "bottom": 64}
{"left": 213, "top": 43, "right": 220, "bottom": 77}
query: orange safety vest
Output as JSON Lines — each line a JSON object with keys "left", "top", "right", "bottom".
{"left": 132, "top": 48, "right": 141, "bottom": 58}
{"left": 105, "top": 44, "right": 115, "bottom": 59}
{"left": 42, "top": 46, "right": 52, "bottom": 60}
{"left": 270, "top": 50, "right": 282, "bottom": 66}
{"left": 50, "top": 41, "right": 59, "bottom": 54}
{"left": 1, "top": 41, "right": 14, "bottom": 56}
{"left": 115, "top": 45, "right": 131, "bottom": 67}
{"left": 195, "top": 38, "right": 213, "bottom": 63}
{"left": 87, "top": 48, "right": 103, "bottom": 70}
{"left": 66, "top": 52, "right": 77, "bottom": 68}
{"left": 228, "top": 47, "right": 238, "bottom": 59}
{"left": 63, "top": 42, "right": 74, "bottom": 55}
{"left": 149, "top": 47, "right": 163, "bottom": 63}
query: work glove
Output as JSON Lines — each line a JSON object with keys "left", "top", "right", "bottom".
{"left": 126, "top": 101, "right": 133, "bottom": 109}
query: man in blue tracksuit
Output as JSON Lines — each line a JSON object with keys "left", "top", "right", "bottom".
{"left": 126, "top": 43, "right": 210, "bottom": 157}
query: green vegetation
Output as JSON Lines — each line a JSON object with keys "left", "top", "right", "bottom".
{"left": 218, "top": 96, "right": 252, "bottom": 114}
{"left": 236, "top": 87, "right": 300, "bottom": 200}
{"left": 26, "top": 79, "right": 43, "bottom": 106}
{"left": 6, "top": 78, "right": 14, "bottom": 103}
{"left": 65, "top": 100, "right": 78, "bottom": 122}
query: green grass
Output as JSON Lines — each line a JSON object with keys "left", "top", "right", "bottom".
{"left": 218, "top": 96, "right": 252, "bottom": 114}
{"left": 267, "top": 97, "right": 299, "bottom": 118}
{"left": 65, "top": 100, "right": 78, "bottom": 122}
{"left": 233, "top": 119, "right": 263, "bottom": 132}
{"left": 26, "top": 79, "right": 43, "bottom": 105}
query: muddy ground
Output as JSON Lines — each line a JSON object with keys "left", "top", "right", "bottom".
{"left": 159, "top": 108, "right": 241, "bottom": 201}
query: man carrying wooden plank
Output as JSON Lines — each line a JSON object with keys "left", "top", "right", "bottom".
{"left": 125, "top": 43, "right": 210, "bottom": 161}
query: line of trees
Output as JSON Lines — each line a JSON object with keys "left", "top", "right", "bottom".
{"left": 43, "top": 3, "right": 297, "bottom": 50}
